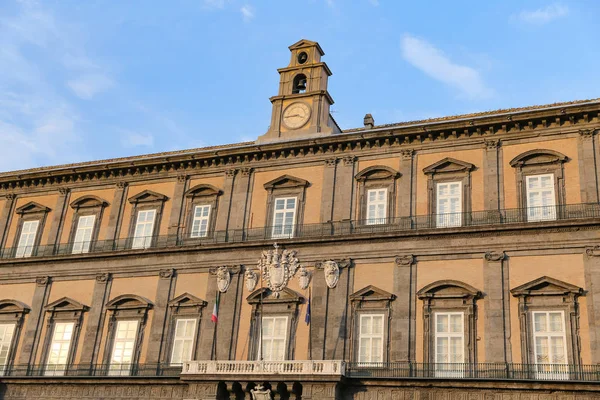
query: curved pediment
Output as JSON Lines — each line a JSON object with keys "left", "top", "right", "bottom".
{"left": 70, "top": 195, "right": 109, "bottom": 209}
{"left": 423, "top": 158, "right": 475, "bottom": 175}
{"left": 511, "top": 276, "right": 583, "bottom": 297}
{"left": 185, "top": 184, "right": 222, "bottom": 198}
{"left": 355, "top": 166, "right": 401, "bottom": 182}
{"left": 106, "top": 294, "right": 153, "bottom": 310}
{"left": 0, "top": 299, "right": 30, "bottom": 315}
{"left": 128, "top": 190, "right": 168, "bottom": 204}
{"left": 417, "top": 280, "right": 481, "bottom": 299}
{"left": 263, "top": 175, "right": 309, "bottom": 190}
{"left": 247, "top": 287, "right": 303, "bottom": 304}
{"left": 509, "top": 149, "right": 568, "bottom": 168}
{"left": 168, "top": 292, "right": 207, "bottom": 308}
{"left": 15, "top": 201, "right": 51, "bottom": 215}
{"left": 45, "top": 297, "right": 89, "bottom": 312}
{"left": 350, "top": 285, "right": 395, "bottom": 302}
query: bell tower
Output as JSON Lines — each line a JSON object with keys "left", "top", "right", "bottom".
{"left": 257, "top": 39, "right": 340, "bottom": 143}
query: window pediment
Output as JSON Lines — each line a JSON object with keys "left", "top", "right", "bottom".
{"left": 423, "top": 158, "right": 475, "bottom": 175}
{"left": 15, "top": 201, "right": 51, "bottom": 215}
{"left": 168, "top": 292, "right": 207, "bottom": 309}
{"left": 511, "top": 276, "right": 583, "bottom": 297}
{"left": 355, "top": 166, "right": 401, "bottom": 182}
{"left": 417, "top": 280, "right": 481, "bottom": 299}
{"left": 127, "top": 190, "right": 168, "bottom": 204}
{"left": 106, "top": 294, "right": 153, "bottom": 310}
{"left": 263, "top": 175, "right": 309, "bottom": 191}
{"left": 185, "top": 184, "right": 222, "bottom": 199}
{"left": 44, "top": 297, "right": 89, "bottom": 312}
{"left": 509, "top": 150, "right": 568, "bottom": 168}
{"left": 247, "top": 287, "right": 303, "bottom": 304}
{"left": 0, "top": 299, "right": 30, "bottom": 315}
{"left": 350, "top": 285, "right": 395, "bottom": 302}
{"left": 70, "top": 195, "right": 109, "bottom": 209}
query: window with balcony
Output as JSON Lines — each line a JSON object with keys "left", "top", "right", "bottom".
{"left": 272, "top": 197, "right": 297, "bottom": 238}
{"left": 109, "top": 320, "right": 138, "bottom": 376}
{"left": 127, "top": 190, "right": 168, "bottom": 249}
{"left": 259, "top": 316, "right": 288, "bottom": 361}
{"left": 16, "top": 220, "right": 39, "bottom": 258}
{"left": 366, "top": 189, "right": 387, "bottom": 225}
{"left": 434, "top": 312, "right": 464, "bottom": 377}
{"left": 132, "top": 209, "right": 156, "bottom": 249}
{"left": 358, "top": 314, "right": 384, "bottom": 364}
{"left": 71, "top": 215, "right": 95, "bottom": 254}
{"left": 184, "top": 184, "right": 222, "bottom": 239}
{"left": 0, "top": 299, "right": 29, "bottom": 376}
{"left": 68, "top": 195, "right": 108, "bottom": 254}
{"left": 45, "top": 322, "right": 74, "bottom": 376}
{"left": 532, "top": 311, "right": 568, "bottom": 379}
{"left": 171, "top": 318, "right": 196, "bottom": 365}
{"left": 526, "top": 174, "right": 556, "bottom": 221}
{"left": 0, "top": 323, "right": 15, "bottom": 375}
{"left": 355, "top": 165, "right": 400, "bottom": 225}
{"left": 190, "top": 205, "right": 211, "bottom": 238}
{"left": 436, "top": 182, "right": 462, "bottom": 227}
{"left": 263, "top": 175, "right": 309, "bottom": 239}
{"left": 165, "top": 292, "right": 205, "bottom": 366}
{"left": 12, "top": 201, "right": 51, "bottom": 258}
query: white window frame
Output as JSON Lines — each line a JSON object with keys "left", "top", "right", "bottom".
{"left": 190, "top": 205, "right": 211, "bottom": 238}
{"left": 109, "top": 320, "right": 139, "bottom": 376}
{"left": 436, "top": 182, "right": 462, "bottom": 228}
{"left": 532, "top": 310, "right": 569, "bottom": 380}
{"left": 71, "top": 215, "right": 96, "bottom": 254}
{"left": 526, "top": 174, "right": 557, "bottom": 222}
{"left": 258, "top": 316, "right": 288, "bottom": 361}
{"left": 366, "top": 188, "right": 387, "bottom": 225}
{"left": 434, "top": 312, "right": 465, "bottom": 378}
{"left": 15, "top": 220, "right": 39, "bottom": 258}
{"left": 357, "top": 313, "right": 385, "bottom": 365}
{"left": 0, "top": 323, "right": 15, "bottom": 376}
{"left": 45, "top": 322, "right": 74, "bottom": 376}
{"left": 170, "top": 318, "right": 196, "bottom": 366}
{"left": 271, "top": 197, "right": 297, "bottom": 239}
{"left": 132, "top": 209, "right": 156, "bottom": 249}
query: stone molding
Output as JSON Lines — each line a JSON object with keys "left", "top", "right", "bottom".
{"left": 159, "top": 268, "right": 175, "bottom": 279}
{"left": 586, "top": 245, "right": 600, "bottom": 257}
{"left": 395, "top": 254, "right": 415, "bottom": 266}
{"left": 36, "top": 276, "right": 50, "bottom": 286}
{"left": 95, "top": 272, "right": 110, "bottom": 283}
{"left": 484, "top": 251, "right": 505, "bottom": 261}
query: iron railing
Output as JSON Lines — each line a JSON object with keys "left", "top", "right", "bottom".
{"left": 0, "top": 363, "right": 182, "bottom": 378}
{"left": 2, "top": 203, "right": 599, "bottom": 260}
{"left": 345, "top": 362, "right": 600, "bottom": 382}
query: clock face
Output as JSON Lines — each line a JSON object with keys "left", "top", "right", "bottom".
{"left": 282, "top": 102, "right": 311, "bottom": 129}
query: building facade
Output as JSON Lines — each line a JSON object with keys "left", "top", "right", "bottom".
{"left": 0, "top": 40, "right": 600, "bottom": 399}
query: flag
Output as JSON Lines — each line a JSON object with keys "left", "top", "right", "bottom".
{"left": 305, "top": 289, "right": 311, "bottom": 325}
{"left": 211, "top": 291, "right": 220, "bottom": 323}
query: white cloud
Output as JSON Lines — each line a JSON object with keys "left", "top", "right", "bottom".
{"left": 240, "top": 5, "right": 255, "bottom": 22}
{"left": 119, "top": 130, "right": 154, "bottom": 148}
{"left": 67, "top": 74, "right": 114, "bottom": 99}
{"left": 400, "top": 34, "right": 492, "bottom": 99}
{"left": 512, "top": 4, "right": 569, "bottom": 25}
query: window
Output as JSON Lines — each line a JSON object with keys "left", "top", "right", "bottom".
{"left": 271, "top": 197, "right": 297, "bottom": 239}
{"left": 366, "top": 189, "right": 387, "bottom": 225}
{"left": 45, "top": 322, "right": 74, "bottom": 376}
{"left": 190, "top": 205, "right": 211, "bottom": 238}
{"left": 434, "top": 312, "right": 464, "bottom": 377}
{"left": 71, "top": 215, "right": 96, "bottom": 254}
{"left": 0, "top": 323, "right": 15, "bottom": 376}
{"left": 436, "top": 182, "right": 462, "bottom": 227}
{"left": 358, "top": 314, "right": 384, "bottom": 364}
{"left": 526, "top": 174, "right": 556, "bottom": 222}
{"left": 532, "top": 311, "right": 568, "bottom": 380}
{"left": 109, "top": 320, "right": 138, "bottom": 376}
{"left": 170, "top": 318, "right": 196, "bottom": 365}
{"left": 15, "top": 220, "right": 39, "bottom": 258}
{"left": 132, "top": 209, "right": 156, "bottom": 249}
{"left": 259, "top": 316, "right": 287, "bottom": 361}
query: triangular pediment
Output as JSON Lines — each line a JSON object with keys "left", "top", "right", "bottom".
{"left": 128, "top": 190, "right": 168, "bottom": 204}
{"left": 185, "top": 184, "right": 222, "bottom": 198}
{"left": 15, "top": 201, "right": 51, "bottom": 215}
{"left": 264, "top": 175, "right": 309, "bottom": 190}
{"left": 423, "top": 158, "right": 475, "bottom": 175}
{"left": 44, "top": 297, "right": 88, "bottom": 312}
{"left": 168, "top": 292, "right": 207, "bottom": 308}
{"left": 288, "top": 39, "right": 324, "bottom": 55}
{"left": 350, "top": 285, "right": 395, "bottom": 302}
{"left": 417, "top": 280, "right": 481, "bottom": 299}
{"left": 355, "top": 166, "right": 401, "bottom": 182}
{"left": 247, "top": 287, "right": 303, "bottom": 304}
{"left": 106, "top": 294, "right": 153, "bottom": 310}
{"left": 509, "top": 149, "right": 568, "bottom": 168}
{"left": 70, "top": 195, "right": 109, "bottom": 209}
{"left": 0, "top": 299, "right": 30, "bottom": 315}
{"left": 511, "top": 276, "right": 583, "bottom": 297}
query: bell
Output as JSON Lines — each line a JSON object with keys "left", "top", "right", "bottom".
{"left": 296, "top": 79, "right": 307, "bottom": 91}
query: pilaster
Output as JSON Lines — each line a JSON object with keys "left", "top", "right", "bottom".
{"left": 578, "top": 129, "right": 599, "bottom": 203}
{"left": 18, "top": 276, "right": 51, "bottom": 365}
{"left": 392, "top": 255, "right": 416, "bottom": 361}
{"left": 145, "top": 269, "right": 177, "bottom": 364}
{"left": 332, "top": 156, "right": 355, "bottom": 222}
{"left": 229, "top": 168, "right": 253, "bottom": 231}
{"left": 166, "top": 175, "right": 188, "bottom": 240}
{"left": 105, "top": 182, "right": 128, "bottom": 243}
{"left": 44, "top": 188, "right": 70, "bottom": 254}
{"left": 78, "top": 273, "right": 112, "bottom": 365}
{"left": 483, "top": 139, "right": 501, "bottom": 210}
{"left": 398, "top": 150, "right": 414, "bottom": 218}
{"left": 320, "top": 158, "right": 337, "bottom": 223}
{"left": 483, "top": 251, "right": 508, "bottom": 363}
{"left": 584, "top": 246, "right": 600, "bottom": 363}
{"left": 320, "top": 259, "right": 352, "bottom": 360}
{"left": 214, "top": 170, "right": 236, "bottom": 233}
{"left": 0, "top": 193, "right": 17, "bottom": 248}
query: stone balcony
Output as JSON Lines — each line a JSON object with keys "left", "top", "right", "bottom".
{"left": 181, "top": 360, "right": 345, "bottom": 377}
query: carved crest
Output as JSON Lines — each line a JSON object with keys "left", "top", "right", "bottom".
{"left": 323, "top": 260, "right": 340, "bottom": 289}
{"left": 297, "top": 265, "right": 311, "bottom": 290}
{"left": 257, "top": 243, "right": 301, "bottom": 298}
{"left": 216, "top": 266, "right": 231, "bottom": 293}
{"left": 245, "top": 268, "right": 258, "bottom": 292}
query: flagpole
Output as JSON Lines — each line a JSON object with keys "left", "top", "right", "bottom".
{"left": 211, "top": 290, "right": 220, "bottom": 360}
{"left": 259, "top": 266, "right": 264, "bottom": 361}
{"left": 308, "top": 286, "right": 312, "bottom": 361}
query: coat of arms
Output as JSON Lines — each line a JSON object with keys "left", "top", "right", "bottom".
{"left": 257, "top": 243, "right": 300, "bottom": 297}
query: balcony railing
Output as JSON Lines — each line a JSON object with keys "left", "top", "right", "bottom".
{"left": 0, "top": 363, "right": 181, "bottom": 377}
{"left": 2, "top": 203, "right": 599, "bottom": 260}
{"left": 181, "top": 360, "right": 345, "bottom": 376}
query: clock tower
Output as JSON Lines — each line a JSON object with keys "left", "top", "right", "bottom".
{"left": 257, "top": 39, "right": 340, "bottom": 143}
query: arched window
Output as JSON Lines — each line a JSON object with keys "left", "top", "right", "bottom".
{"left": 292, "top": 74, "right": 307, "bottom": 94}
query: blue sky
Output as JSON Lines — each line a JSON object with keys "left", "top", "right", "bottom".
{"left": 0, "top": 0, "right": 599, "bottom": 172}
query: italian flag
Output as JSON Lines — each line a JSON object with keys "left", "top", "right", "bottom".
{"left": 211, "top": 292, "right": 220, "bottom": 323}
